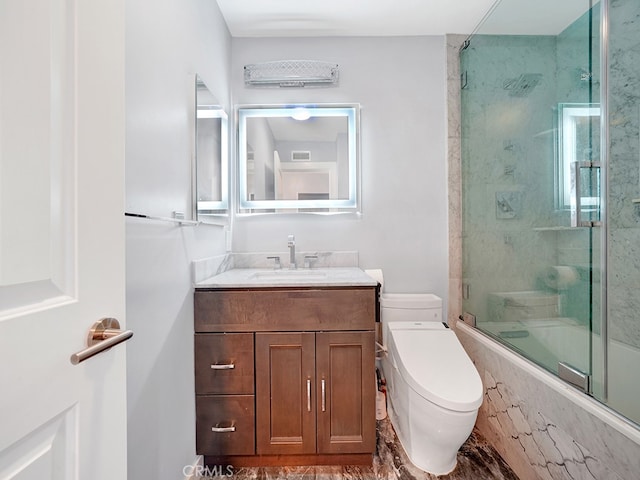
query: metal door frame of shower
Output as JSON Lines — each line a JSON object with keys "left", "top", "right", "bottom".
{"left": 598, "top": 0, "right": 610, "bottom": 403}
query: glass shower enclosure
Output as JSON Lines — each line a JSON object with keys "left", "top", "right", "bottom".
{"left": 460, "top": 0, "right": 640, "bottom": 426}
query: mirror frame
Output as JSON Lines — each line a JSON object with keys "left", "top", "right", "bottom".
{"left": 194, "top": 75, "right": 229, "bottom": 220}
{"left": 237, "top": 104, "right": 360, "bottom": 213}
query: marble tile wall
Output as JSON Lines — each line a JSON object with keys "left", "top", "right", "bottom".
{"left": 192, "top": 254, "right": 233, "bottom": 283}
{"left": 452, "top": 8, "right": 601, "bottom": 327}
{"left": 457, "top": 33, "right": 560, "bottom": 323}
{"left": 607, "top": 0, "right": 640, "bottom": 351}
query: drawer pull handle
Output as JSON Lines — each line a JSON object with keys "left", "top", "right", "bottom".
{"left": 211, "top": 423, "right": 236, "bottom": 433}
{"left": 210, "top": 363, "right": 235, "bottom": 370}
{"left": 307, "top": 378, "right": 311, "bottom": 412}
{"left": 321, "top": 378, "right": 326, "bottom": 412}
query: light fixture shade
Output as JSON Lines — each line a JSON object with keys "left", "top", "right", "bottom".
{"left": 244, "top": 60, "right": 339, "bottom": 88}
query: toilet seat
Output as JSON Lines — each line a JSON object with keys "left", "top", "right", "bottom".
{"left": 388, "top": 322, "right": 483, "bottom": 412}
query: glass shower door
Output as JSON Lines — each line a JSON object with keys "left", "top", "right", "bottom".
{"left": 459, "top": 0, "right": 600, "bottom": 393}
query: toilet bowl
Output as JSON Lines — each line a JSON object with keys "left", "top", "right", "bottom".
{"left": 380, "top": 294, "right": 483, "bottom": 475}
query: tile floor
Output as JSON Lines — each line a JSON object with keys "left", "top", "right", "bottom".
{"left": 201, "top": 418, "right": 519, "bottom": 479}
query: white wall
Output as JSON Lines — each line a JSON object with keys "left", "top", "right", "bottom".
{"left": 231, "top": 36, "right": 449, "bottom": 300}
{"left": 125, "top": 28, "right": 449, "bottom": 476}
{"left": 125, "top": 1, "right": 230, "bottom": 479}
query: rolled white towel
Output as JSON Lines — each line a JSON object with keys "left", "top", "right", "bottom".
{"left": 543, "top": 266, "right": 579, "bottom": 290}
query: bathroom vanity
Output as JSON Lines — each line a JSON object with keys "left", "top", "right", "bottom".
{"left": 194, "top": 268, "right": 378, "bottom": 467}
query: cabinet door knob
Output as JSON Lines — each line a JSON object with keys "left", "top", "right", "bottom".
{"left": 321, "top": 378, "right": 326, "bottom": 412}
{"left": 307, "top": 378, "right": 312, "bottom": 412}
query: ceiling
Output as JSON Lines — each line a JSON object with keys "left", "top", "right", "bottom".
{"left": 215, "top": 0, "right": 496, "bottom": 37}
{"left": 215, "top": 0, "right": 592, "bottom": 38}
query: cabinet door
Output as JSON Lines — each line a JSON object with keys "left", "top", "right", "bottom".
{"left": 316, "top": 331, "right": 376, "bottom": 454}
{"left": 255, "top": 332, "right": 316, "bottom": 455}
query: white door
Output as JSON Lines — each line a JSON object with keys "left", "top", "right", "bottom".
{"left": 0, "top": 0, "right": 127, "bottom": 479}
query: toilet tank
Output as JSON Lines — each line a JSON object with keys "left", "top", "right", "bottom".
{"left": 487, "top": 291, "right": 559, "bottom": 322}
{"left": 380, "top": 294, "right": 442, "bottom": 345}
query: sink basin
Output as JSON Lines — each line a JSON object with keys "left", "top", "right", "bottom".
{"left": 250, "top": 270, "right": 328, "bottom": 282}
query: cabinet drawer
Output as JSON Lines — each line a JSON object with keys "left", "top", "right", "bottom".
{"left": 196, "top": 395, "right": 255, "bottom": 456}
{"left": 195, "top": 333, "right": 254, "bottom": 394}
{"left": 195, "top": 287, "right": 376, "bottom": 332}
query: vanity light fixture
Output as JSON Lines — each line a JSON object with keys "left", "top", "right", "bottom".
{"left": 244, "top": 60, "right": 339, "bottom": 88}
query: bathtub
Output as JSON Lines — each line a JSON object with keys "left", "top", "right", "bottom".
{"left": 479, "top": 317, "right": 590, "bottom": 376}
{"left": 455, "top": 320, "right": 640, "bottom": 480}
{"left": 477, "top": 317, "right": 640, "bottom": 422}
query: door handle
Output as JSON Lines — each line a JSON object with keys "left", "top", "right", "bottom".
{"left": 570, "top": 161, "right": 602, "bottom": 227}
{"left": 70, "top": 318, "right": 133, "bottom": 365}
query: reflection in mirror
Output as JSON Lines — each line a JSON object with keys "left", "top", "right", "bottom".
{"left": 557, "top": 103, "right": 600, "bottom": 210}
{"left": 237, "top": 104, "right": 359, "bottom": 213}
{"left": 195, "top": 75, "right": 228, "bottom": 220}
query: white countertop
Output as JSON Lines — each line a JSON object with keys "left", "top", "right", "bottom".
{"left": 195, "top": 267, "right": 378, "bottom": 289}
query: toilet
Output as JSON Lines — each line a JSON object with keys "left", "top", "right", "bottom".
{"left": 380, "top": 293, "right": 483, "bottom": 475}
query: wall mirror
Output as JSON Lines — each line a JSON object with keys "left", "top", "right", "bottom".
{"left": 556, "top": 103, "right": 600, "bottom": 216}
{"left": 237, "top": 104, "right": 360, "bottom": 213}
{"left": 194, "top": 75, "right": 228, "bottom": 220}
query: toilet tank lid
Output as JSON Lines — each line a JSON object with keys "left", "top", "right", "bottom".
{"left": 381, "top": 293, "right": 442, "bottom": 309}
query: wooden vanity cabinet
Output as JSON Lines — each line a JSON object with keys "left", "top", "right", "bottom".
{"left": 194, "top": 286, "right": 377, "bottom": 467}
{"left": 255, "top": 330, "right": 375, "bottom": 456}
{"left": 194, "top": 333, "right": 255, "bottom": 456}
{"left": 255, "top": 332, "right": 316, "bottom": 455}
{"left": 315, "top": 330, "right": 375, "bottom": 455}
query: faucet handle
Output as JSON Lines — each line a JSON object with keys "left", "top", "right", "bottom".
{"left": 304, "top": 255, "right": 318, "bottom": 269}
{"left": 267, "top": 256, "right": 281, "bottom": 269}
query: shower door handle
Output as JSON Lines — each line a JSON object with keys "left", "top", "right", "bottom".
{"left": 570, "top": 161, "right": 602, "bottom": 227}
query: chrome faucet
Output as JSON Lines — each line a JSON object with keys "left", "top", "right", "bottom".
{"left": 287, "top": 234, "right": 296, "bottom": 269}
{"left": 266, "top": 256, "right": 281, "bottom": 269}
{"left": 304, "top": 255, "right": 318, "bottom": 269}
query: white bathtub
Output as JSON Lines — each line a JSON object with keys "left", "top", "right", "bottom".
{"left": 455, "top": 320, "right": 640, "bottom": 480}
{"left": 479, "top": 317, "right": 590, "bottom": 374}
{"left": 477, "top": 317, "right": 640, "bottom": 422}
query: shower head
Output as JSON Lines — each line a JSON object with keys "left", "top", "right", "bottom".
{"left": 503, "top": 73, "right": 543, "bottom": 97}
